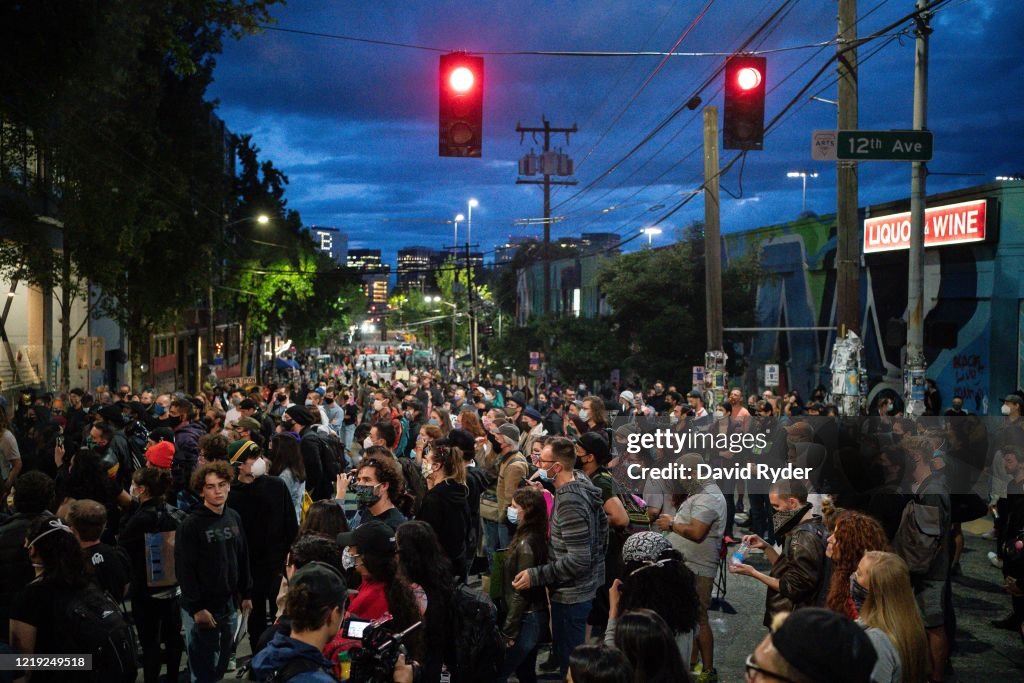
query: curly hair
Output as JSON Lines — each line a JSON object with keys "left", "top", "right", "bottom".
{"left": 619, "top": 548, "right": 699, "bottom": 636}
{"left": 358, "top": 457, "right": 405, "bottom": 504}
{"left": 826, "top": 510, "right": 889, "bottom": 617}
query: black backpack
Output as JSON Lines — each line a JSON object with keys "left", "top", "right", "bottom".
{"left": 259, "top": 655, "right": 326, "bottom": 682}
{"left": 61, "top": 583, "right": 138, "bottom": 682}
{"left": 447, "top": 584, "right": 505, "bottom": 682}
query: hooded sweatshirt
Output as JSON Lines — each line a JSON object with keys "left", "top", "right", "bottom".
{"left": 250, "top": 631, "right": 335, "bottom": 683}
{"left": 228, "top": 475, "right": 299, "bottom": 585}
{"left": 527, "top": 473, "right": 608, "bottom": 604}
{"left": 174, "top": 503, "right": 252, "bottom": 616}
{"left": 417, "top": 478, "right": 469, "bottom": 569}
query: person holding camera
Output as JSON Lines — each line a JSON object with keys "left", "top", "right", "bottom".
{"left": 251, "top": 561, "right": 418, "bottom": 682}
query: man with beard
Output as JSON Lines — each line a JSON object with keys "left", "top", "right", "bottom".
{"left": 729, "top": 479, "right": 827, "bottom": 627}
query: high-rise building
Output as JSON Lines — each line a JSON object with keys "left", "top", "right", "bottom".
{"left": 362, "top": 273, "right": 390, "bottom": 309}
{"left": 397, "top": 246, "right": 436, "bottom": 292}
{"left": 494, "top": 235, "right": 538, "bottom": 266}
{"left": 581, "top": 232, "right": 621, "bottom": 255}
{"left": 309, "top": 226, "right": 349, "bottom": 265}
{"left": 347, "top": 248, "right": 382, "bottom": 272}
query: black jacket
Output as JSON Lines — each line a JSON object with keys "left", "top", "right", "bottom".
{"left": 0, "top": 512, "right": 39, "bottom": 641}
{"left": 299, "top": 428, "right": 333, "bottom": 500}
{"left": 174, "top": 503, "right": 252, "bottom": 616}
{"left": 119, "top": 499, "right": 185, "bottom": 597}
{"left": 227, "top": 475, "right": 299, "bottom": 584}
{"left": 418, "top": 479, "right": 469, "bottom": 571}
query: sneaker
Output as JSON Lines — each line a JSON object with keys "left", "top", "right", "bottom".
{"left": 226, "top": 655, "right": 237, "bottom": 673}
{"left": 696, "top": 668, "right": 719, "bottom": 683}
{"left": 734, "top": 512, "right": 750, "bottom": 527}
{"left": 989, "top": 551, "right": 1004, "bottom": 569}
{"left": 982, "top": 528, "right": 997, "bottom": 540}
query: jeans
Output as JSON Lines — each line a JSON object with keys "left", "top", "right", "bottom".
{"left": 551, "top": 600, "right": 592, "bottom": 677}
{"left": 749, "top": 493, "right": 773, "bottom": 544}
{"left": 182, "top": 601, "right": 237, "bottom": 683}
{"left": 497, "top": 610, "right": 544, "bottom": 683}
{"left": 248, "top": 576, "right": 281, "bottom": 655}
{"left": 342, "top": 423, "right": 356, "bottom": 451}
{"left": 134, "top": 592, "right": 184, "bottom": 683}
{"left": 482, "top": 518, "right": 510, "bottom": 574}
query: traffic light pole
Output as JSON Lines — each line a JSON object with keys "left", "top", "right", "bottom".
{"left": 515, "top": 118, "right": 577, "bottom": 315}
{"left": 905, "top": 0, "right": 930, "bottom": 416}
{"left": 703, "top": 107, "right": 723, "bottom": 352}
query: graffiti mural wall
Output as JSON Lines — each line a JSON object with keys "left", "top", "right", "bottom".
{"left": 725, "top": 181, "right": 1022, "bottom": 415}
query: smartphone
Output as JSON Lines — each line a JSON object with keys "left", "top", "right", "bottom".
{"left": 342, "top": 617, "right": 372, "bottom": 639}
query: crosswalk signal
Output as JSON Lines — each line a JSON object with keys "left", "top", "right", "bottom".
{"left": 723, "top": 55, "right": 766, "bottom": 151}
{"left": 439, "top": 53, "right": 484, "bottom": 158}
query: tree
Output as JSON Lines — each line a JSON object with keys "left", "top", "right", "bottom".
{"left": 598, "top": 226, "right": 759, "bottom": 385}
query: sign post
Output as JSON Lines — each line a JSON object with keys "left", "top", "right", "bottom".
{"left": 836, "top": 130, "right": 933, "bottom": 161}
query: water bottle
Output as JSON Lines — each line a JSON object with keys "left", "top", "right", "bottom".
{"left": 732, "top": 540, "right": 752, "bottom": 565}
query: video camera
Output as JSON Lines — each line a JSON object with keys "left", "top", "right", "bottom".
{"left": 343, "top": 614, "right": 421, "bottom": 683}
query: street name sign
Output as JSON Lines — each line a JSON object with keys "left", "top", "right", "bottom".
{"left": 836, "top": 130, "right": 932, "bottom": 161}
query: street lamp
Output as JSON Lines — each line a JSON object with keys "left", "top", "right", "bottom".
{"left": 642, "top": 226, "right": 662, "bottom": 247}
{"left": 787, "top": 171, "right": 819, "bottom": 212}
{"left": 467, "top": 198, "right": 479, "bottom": 246}
{"left": 996, "top": 175, "right": 1024, "bottom": 181}
{"left": 453, "top": 214, "right": 465, "bottom": 256}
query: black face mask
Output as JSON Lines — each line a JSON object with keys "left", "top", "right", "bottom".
{"left": 166, "top": 414, "right": 183, "bottom": 428}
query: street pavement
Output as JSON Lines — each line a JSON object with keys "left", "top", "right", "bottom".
{"left": 708, "top": 518, "right": 1024, "bottom": 682}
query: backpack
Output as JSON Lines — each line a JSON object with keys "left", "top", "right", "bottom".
{"left": 61, "top": 583, "right": 139, "bottom": 682}
{"left": 395, "top": 415, "right": 411, "bottom": 458}
{"left": 893, "top": 500, "right": 944, "bottom": 575}
{"left": 319, "top": 434, "right": 345, "bottom": 485}
{"left": 448, "top": 584, "right": 505, "bottom": 682}
{"left": 259, "top": 655, "right": 326, "bottom": 682}
{"left": 145, "top": 506, "right": 185, "bottom": 589}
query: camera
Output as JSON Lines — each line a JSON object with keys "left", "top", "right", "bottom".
{"left": 344, "top": 615, "right": 421, "bottom": 683}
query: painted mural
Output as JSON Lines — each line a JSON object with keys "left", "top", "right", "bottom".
{"left": 515, "top": 182, "right": 1023, "bottom": 415}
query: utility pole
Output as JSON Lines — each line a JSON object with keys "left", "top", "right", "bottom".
{"left": 703, "top": 107, "right": 723, "bottom": 352}
{"left": 905, "top": 0, "right": 930, "bottom": 416}
{"left": 465, "top": 241, "right": 480, "bottom": 373}
{"left": 515, "top": 117, "right": 577, "bottom": 315}
{"left": 836, "top": 0, "right": 860, "bottom": 338}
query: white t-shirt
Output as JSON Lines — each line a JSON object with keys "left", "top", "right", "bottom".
{"left": 668, "top": 482, "right": 727, "bottom": 577}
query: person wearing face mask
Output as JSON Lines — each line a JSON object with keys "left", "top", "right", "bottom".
{"left": 338, "top": 456, "right": 408, "bottom": 531}
{"left": 227, "top": 440, "right": 299, "bottom": 655}
{"left": 66, "top": 498, "right": 131, "bottom": 600}
{"left": 498, "top": 486, "right": 549, "bottom": 683}
{"left": 0, "top": 471, "right": 54, "bottom": 645}
{"left": 730, "top": 479, "right": 828, "bottom": 628}
{"left": 369, "top": 388, "right": 405, "bottom": 453}
{"left": 283, "top": 405, "right": 333, "bottom": 502}
{"left": 416, "top": 443, "right": 469, "bottom": 576}
{"left": 168, "top": 397, "right": 207, "bottom": 497}
{"left": 304, "top": 390, "right": 330, "bottom": 428}
{"left": 119, "top": 467, "right": 185, "bottom": 683}
{"left": 822, "top": 511, "right": 889, "bottom": 620}
{"left": 854, "top": 551, "right": 930, "bottom": 683}
{"left": 511, "top": 437, "right": 608, "bottom": 677}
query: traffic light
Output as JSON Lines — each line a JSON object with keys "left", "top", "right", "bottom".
{"left": 439, "top": 53, "right": 484, "bottom": 158}
{"left": 723, "top": 55, "right": 766, "bottom": 151}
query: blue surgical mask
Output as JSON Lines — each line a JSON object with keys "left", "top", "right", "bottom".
{"left": 153, "top": 404, "right": 166, "bottom": 417}
{"left": 506, "top": 506, "right": 519, "bottom": 524}
{"left": 536, "top": 467, "right": 550, "bottom": 482}
{"left": 579, "top": 409, "right": 589, "bottom": 422}
{"left": 428, "top": 418, "right": 440, "bottom": 427}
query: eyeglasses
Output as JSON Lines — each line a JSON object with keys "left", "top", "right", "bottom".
{"left": 539, "top": 459, "right": 558, "bottom": 466}
{"left": 744, "top": 655, "right": 798, "bottom": 683}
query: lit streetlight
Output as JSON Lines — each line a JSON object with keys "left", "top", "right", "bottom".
{"left": 642, "top": 226, "right": 662, "bottom": 247}
{"left": 787, "top": 171, "right": 819, "bottom": 212}
{"left": 467, "top": 198, "right": 479, "bottom": 246}
{"left": 996, "top": 175, "right": 1023, "bottom": 181}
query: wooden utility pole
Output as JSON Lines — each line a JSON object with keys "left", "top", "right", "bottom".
{"left": 703, "top": 107, "right": 723, "bottom": 351}
{"left": 515, "top": 118, "right": 577, "bottom": 315}
{"left": 836, "top": 0, "right": 860, "bottom": 336}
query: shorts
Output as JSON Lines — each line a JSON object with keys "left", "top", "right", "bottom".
{"left": 694, "top": 574, "right": 714, "bottom": 627}
{"left": 914, "top": 577, "right": 947, "bottom": 628}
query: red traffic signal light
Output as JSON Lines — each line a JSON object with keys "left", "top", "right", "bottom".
{"left": 723, "top": 55, "right": 766, "bottom": 151}
{"left": 439, "top": 53, "right": 484, "bottom": 158}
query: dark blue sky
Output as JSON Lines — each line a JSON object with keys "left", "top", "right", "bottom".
{"left": 206, "top": 0, "right": 1023, "bottom": 268}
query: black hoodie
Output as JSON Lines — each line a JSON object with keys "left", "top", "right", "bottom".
{"left": 227, "top": 475, "right": 299, "bottom": 585}
{"left": 417, "top": 478, "right": 469, "bottom": 572}
{"left": 174, "top": 503, "right": 252, "bottom": 616}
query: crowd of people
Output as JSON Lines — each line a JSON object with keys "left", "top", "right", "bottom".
{"left": 0, "top": 358, "right": 1020, "bottom": 683}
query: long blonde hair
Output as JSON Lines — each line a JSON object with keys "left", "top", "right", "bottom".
{"left": 859, "top": 551, "right": 929, "bottom": 683}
